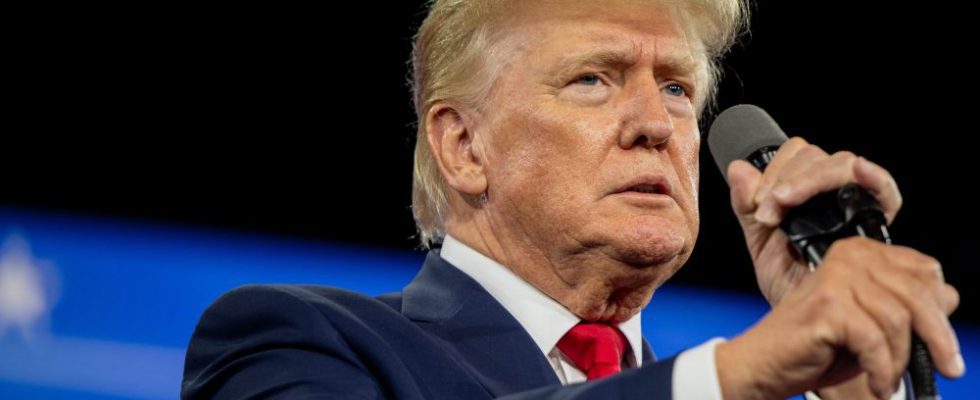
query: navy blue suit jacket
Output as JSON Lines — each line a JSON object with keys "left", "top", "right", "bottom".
{"left": 182, "top": 250, "right": 676, "bottom": 399}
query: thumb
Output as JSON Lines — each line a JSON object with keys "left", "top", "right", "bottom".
{"left": 728, "top": 159, "right": 763, "bottom": 215}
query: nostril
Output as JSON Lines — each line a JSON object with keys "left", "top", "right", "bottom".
{"left": 633, "top": 135, "right": 649, "bottom": 148}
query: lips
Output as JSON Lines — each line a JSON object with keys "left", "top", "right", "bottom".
{"left": 614, "top": 175, "right": 672, "bottom": 197}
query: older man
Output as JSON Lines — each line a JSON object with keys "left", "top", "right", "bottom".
{"left": 183, "top": 1, "right": 963, "bottom": 399}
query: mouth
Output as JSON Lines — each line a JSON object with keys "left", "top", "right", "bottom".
{"left": 624, "top": 183, "right": 669, "bottom": 195}
{"left": 614, "top": 176, "right": 672, "bottom": 197}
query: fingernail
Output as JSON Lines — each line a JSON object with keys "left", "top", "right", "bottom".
{"left": 951, "top": 353, "right": 966, "bottom": 377}
{"left": 755, "top": 202, "right": 779, "bottom": 225}
{"left": 772, "top": 184, "right": 791, "bottom": 201}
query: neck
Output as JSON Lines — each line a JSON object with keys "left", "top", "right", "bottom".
{"left": 446, "top": 214, "right": 661, "bottom": 323}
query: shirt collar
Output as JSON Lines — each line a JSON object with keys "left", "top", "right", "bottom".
{"left": 440, "top": 234, "right": 645, "bottom": 365}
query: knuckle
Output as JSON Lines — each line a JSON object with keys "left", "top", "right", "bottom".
{"left": 886, "top": 310, "right": 911, "bottom": 336}
{"left": 943, "top": 284, "right": 960, "bottom": 314}
{"left": 868, "top": 330, "right": 887, "bottom": 350}
{"left": 912, "top": 259, "right": 943, "bottom": 282}
{"left": 807, "top": 285, "right": 840, "bottom": 310}
{"left": 799, "top": 144, "right": 826, "bottom": 159}
{"left": 786, "top": 136, "right": 809, "bottom": 147}
{"left": 833, "top": 150, "right": 857, "bottom": 163}
{"left": 947, "top": 284, "right": 960, "bottom": 307}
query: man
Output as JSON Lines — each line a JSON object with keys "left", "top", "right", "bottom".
{"left": 183, "top": 1, "right": 964, "bottom": 399}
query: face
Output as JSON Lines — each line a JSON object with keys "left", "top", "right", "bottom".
{"left": 469, "top": 1, "right": 702, "bottom": 316}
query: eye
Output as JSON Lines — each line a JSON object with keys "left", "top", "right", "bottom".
{"left": 664, "top": 83, "right": 687, "bottom": 97}
{"left": 560, "top": 72, "right": 612, "bottom": 105}
{"left": 574, "top": 73, "right": 601, "bottom": 86}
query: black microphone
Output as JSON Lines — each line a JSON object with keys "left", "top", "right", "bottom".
{"left": 707, "top": 104, "right": 937, "bottom": 400}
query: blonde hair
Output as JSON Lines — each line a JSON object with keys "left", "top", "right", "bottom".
{"left": 410, "top": 0, "right": 749, "bottom": 248}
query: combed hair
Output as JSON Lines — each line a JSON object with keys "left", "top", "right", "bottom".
{"left": 410, "top": 0, "right": 750, "bottom": 248}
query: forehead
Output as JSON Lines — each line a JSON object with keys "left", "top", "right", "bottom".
{"left": 491, "top": 1, "right": 697, "bottom": 65}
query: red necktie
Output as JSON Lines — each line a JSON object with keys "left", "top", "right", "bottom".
{"left": 556, "top": 323, "right": 629, "bottom": 380}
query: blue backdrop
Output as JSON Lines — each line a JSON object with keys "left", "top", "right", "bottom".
{"left": 0, "top": 208, "right": 975, "bottom": 399}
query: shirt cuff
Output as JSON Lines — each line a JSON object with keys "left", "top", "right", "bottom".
{"left": 804, "top": 380, "right": 906, "bottom": 400}
{"left": 672, "top": 338, "right": 726, "bottom": 400}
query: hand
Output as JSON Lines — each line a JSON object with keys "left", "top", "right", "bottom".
{"left": 717, "top": 138, "right": 959, "bottom": 398}
{"left": 726, "top": 137, "right": 903, "bottom": 305}
{"left": 715, "top": 237, "right": 963, "bottom": 399}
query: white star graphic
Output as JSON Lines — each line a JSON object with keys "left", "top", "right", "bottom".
{"left": 0, "top": 233, "right": 58, "bottom": 341}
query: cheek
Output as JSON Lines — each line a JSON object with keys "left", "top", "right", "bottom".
{"left": 483, "top": 120, "right": 557, "bottom": 206}
{"left": 687, "top": 154, "right": 700, "bottom": 204}
{"left": 673, "top": 132, "right": 701, "bottom": 199}
{"left": 489, "top": 108, "right": 597, "bottom": 189}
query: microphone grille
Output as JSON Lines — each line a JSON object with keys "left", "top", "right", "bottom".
{"left": 708, "top": 104, "right": 788, "bottom": 182}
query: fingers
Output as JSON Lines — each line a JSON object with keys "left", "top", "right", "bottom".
{"left": 751, "top": 138, "right": 903, "bottom": 227}
{"left": 728, "top": 159, "right": 763, "bottom": 216}
{"left": 862, "top": 246, "right": 964, "bottom": 378}
{"left": 853, "top": 157, "right": 902, "bottom": 224}
{"left": 872, "top": 246, "right": 959, "bottom": 315}
{"left": 751, "top": 137, "right": 810, "bottom": 207}
{"left": 841, "top": 307, "right": 898, "bottom": 399}
{"left": 801, "top": 239, "right": 907, "bottom": 398}
{"left": 827, "top": 239, "right": 965, "bottom": 381}
{"left": 766, "top": 151, "right": 856, "bottom": 209}
{"left": 746, "top": 238, "right": 966, "bottom": 397}
{"left": 851, "top": 276, "right": 911, "bottom": 392}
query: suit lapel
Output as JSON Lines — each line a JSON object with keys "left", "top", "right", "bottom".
{"left": 402, "top": 250, "right": 561, "bottom": 396}
{"left": 641, "top": 338, "right": 656, "bottom": 363}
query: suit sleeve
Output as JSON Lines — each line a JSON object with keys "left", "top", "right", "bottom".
{"left": 182, "top": 285, "right": 677, "bottom": 400}
{"left": 494, "top": 358, "right": 676, "bottom": 400}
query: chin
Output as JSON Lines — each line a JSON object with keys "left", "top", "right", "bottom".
{"left": 609, "top": 221, "right": 689, "bottom": 267}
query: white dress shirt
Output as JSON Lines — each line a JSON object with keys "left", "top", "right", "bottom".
{"left": 440, "top": 235, "right": 723, "bottom": 399}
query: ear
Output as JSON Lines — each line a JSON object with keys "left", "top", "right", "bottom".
{"left": 425, "top": 103, "right": 488, "bottom": 196}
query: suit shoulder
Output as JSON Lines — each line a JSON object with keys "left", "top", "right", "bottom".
{"left": 210, "top": 284, "right": 396, "bottom": 314}
{"left": 190, "top": 284, "right": 406, "bottom": 350}
{"left": 184, "top": 284, "right": 412, "bottom": 399}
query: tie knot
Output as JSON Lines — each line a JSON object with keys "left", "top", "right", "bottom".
{"left": 556, "top": 323, "right": 629, "bottom": 380}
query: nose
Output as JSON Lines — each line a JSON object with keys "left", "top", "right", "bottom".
{"left": 618, "top": 78, "right": 674, "bottom": 150}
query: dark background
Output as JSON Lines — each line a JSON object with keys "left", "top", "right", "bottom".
{"left": 6, "top": 2, "right": 976, "bottom": 321}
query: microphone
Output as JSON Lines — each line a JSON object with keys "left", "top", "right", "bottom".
{"left": 707, "top": 104, "right": 938, "bottom": 400}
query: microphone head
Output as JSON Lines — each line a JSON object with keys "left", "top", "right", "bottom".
{"left": 708, "top": 104, "right": 788, "bottom": 184}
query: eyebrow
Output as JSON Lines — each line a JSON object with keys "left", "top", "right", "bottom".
{"left": 553, "top": 43, "right": 700, "bottom": 79}
{"left": 555, "top": 48, "right": 641, "bottom": 77}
